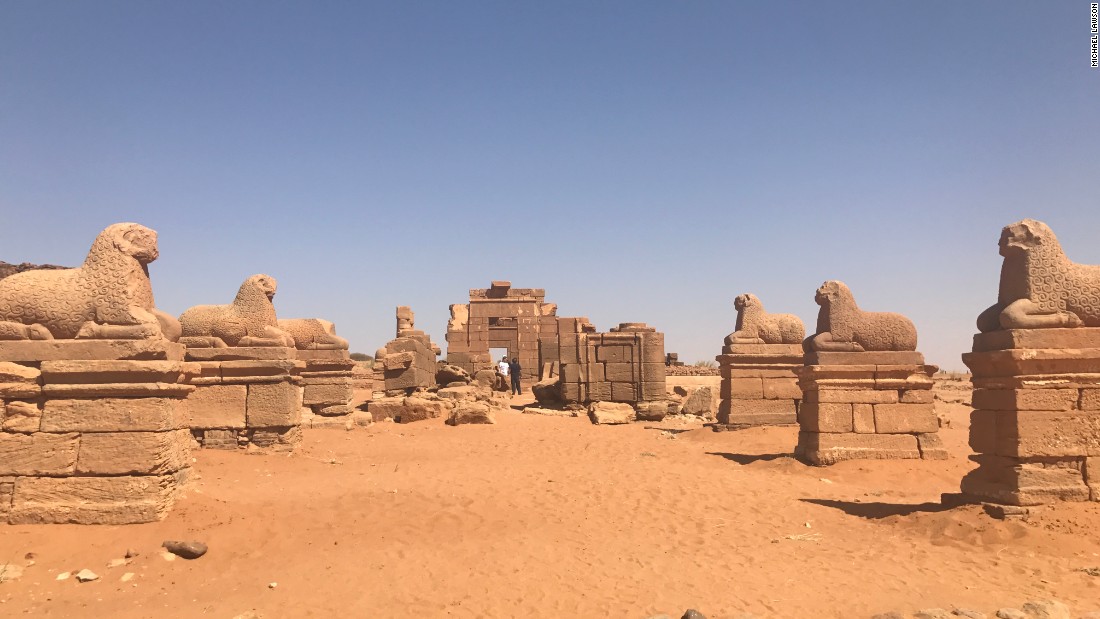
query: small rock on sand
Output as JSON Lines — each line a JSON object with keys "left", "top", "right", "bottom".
{"left": 0, "top": 564, "right": 24, "bottom": 583}
{"left": 162, "top": 540, "right": 208, "bottom": 560}
{"left": 75, "top": 569, "right": 99, "bottom": 582}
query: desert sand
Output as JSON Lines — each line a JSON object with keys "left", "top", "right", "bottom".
{"left": 2, "top": 381, "right": 1099, "bottom": 619}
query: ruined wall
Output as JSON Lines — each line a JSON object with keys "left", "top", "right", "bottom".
{"left": 375, "top": 306, "right": 440, "bottom": 397}
{"left": 557, "top": 323, "right": 666, "bottom": 411}
{"left": 446, "top": 281, "right": 549, "bottom": 381}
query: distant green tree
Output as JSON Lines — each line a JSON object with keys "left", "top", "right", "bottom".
{"left": 692, "top": 360, "right": 717, "bottom": 369}
{"left": 349, "top": 352, "right": 371, "bottom": 362}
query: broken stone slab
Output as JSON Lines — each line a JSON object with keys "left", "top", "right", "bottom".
{"left": 447, "top": 402, "right": 495, "bottom": 425}
{"left": 588, "top": 401, "right": 635, "bottom": 425}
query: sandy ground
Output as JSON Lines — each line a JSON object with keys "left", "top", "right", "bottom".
{"left": 2, "top": 384, "right": 1100, "bottom": 618}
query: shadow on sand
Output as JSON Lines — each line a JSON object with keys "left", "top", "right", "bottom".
{"left": 801, "top": 498, "right": 954, "bottom": 519}
{"left": 707, "top": 452, "right": 793, "bottom": 465}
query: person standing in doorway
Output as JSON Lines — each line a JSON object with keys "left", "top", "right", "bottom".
{"left": 498, "top": 356, "right": 510, "bottom": 377}
{"left": 509, "top": 357, "right": 522, "bottom": 395}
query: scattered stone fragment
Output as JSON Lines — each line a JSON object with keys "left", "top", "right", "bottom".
{"left": 268, "top": 582, "right": 277, "bottom": 589}
{"left": 915, "top": 610, "right": 952, "bottom": 619}
{"left": 952, "top": 609, "right": 987, "bottom": 619}
{"left": 75, "top": 569, "right": 99, "bottom": 582}
{"left": 23, "top": 552, "right": 35, "bottom": 561}
{"left": 871, "top": 613, "right": 906, "bottom": 619}
{"left": 682, "top": 611, "right": 707, "bottom": 619}
{"left": 995, "top": 610, "right": 1026, "bottom": 619}
{"left": 0, "top": 564, "right": 24, "bottom": 583}
{"left": 160, "top": 551, "right": 176, "bottom": 562}
{"left": 56, "top": 572, "right": 70, "bottom": 581}
{"left": 120, "top": 572, "right": 134, "bottom": 582}
{"left": 124, "top": 548, "right": 139, "bottom": 559}
{"left": 983, "top": 503, "right": 1030, "bottom": 520}
{"left": 107, "top": 558, "right": 128, "bottom": 568}
{"left": 162, "top": 540, "right": 208, "bottom": 560}
{"left": 1020, "top": 600, "right": 1070, "bottom": 619}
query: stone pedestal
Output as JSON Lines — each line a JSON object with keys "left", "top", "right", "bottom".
{"left": 297, "top": 349, "right": 355, "bottom": 416}
{"left": 0, "top": 339, "right": 194, "bottom": 524}
{"left": 716, "top": 343, "right": 802, "bottom": 426}
{"left": 794, "top": 351, "right": 943, "bottom": 465}
{"left": 961, "top": 328, "right": 1100, "bottom": 505}
{"left": 181, "top": 347, "right": 302, "bottom": 451}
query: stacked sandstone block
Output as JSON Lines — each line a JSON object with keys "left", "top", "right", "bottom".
{"left": 1, "top": 339, "right": 195, "bottom": 524}
{"left": 961, "top": 219, "right": 1100, "bottom": 505}
{"left": 795, "top": 281, "right": 944, "bottom": 465}
{"left": 182, "top": 347, "right": 302, "bottom": 451}
{"left": 375, "top": 331, "right": 439, "bottom": 397}
{"left": 795, "top": 350, "right": 943, "bottom": 464}
{"left": 558, "top": 323, "right": 666, "bottom": 410}
{"left": 717, "top": 345, "right": 803, "bottom": 425}
{"left": 297, "top": 349, "right": 355, "bottom": 416}
{"left": 716, "top": 293, "right": 806, "bottom": 426}
{"left": 962, "top": 329, "right": 1100, "bottom": 504}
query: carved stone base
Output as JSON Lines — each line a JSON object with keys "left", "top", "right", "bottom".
{"left": 961, "top": 329, "right": 1100, "bottom": 505}
{"left": 715, "top": 344, "right": 802, "bottom": 426}
{"left": 181, "top": 347, "right": 303, "bottom": 451}
{"left": 1, "top": 339, "right": 194, "bottom": 524}
{"left": 296, "top": 349, "right": 355, "bottom": 417}
{"left": 794, "top": 352, "right": 941, "bottom": 465}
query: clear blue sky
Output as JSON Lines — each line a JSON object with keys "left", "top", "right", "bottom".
{"left": 2, "top": 2, "right": 1097, "bottom": 370}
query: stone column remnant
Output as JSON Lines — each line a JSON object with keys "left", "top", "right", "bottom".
{"left": 962, "top": 219, "right": 1100, "bottom": 504}
{"left": 795, "top": 281, "right": 944, "bottom": 465}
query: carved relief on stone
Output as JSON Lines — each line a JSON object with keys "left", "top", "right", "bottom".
{"left": 977, "top": 218, "right": 1100, "bottom": 332}
{"left": 724, "top": 293, "right": 804, "bottom": 346}
{"left": 277, "top": 318, "right": 349, "bottom": 350}
{"left": 179, "top": 274, "right": 295, "bottom": 348}
{"left": 805, "top": 281, "right": 917, "bottom": 352}
{"left": 0, "top": 223, "right": 180, "bottom": 341}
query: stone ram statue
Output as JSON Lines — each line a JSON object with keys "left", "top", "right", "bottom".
{"left": 977, "top": 218, "right": 1100, "bottom": 332}
{"left": 805, "top": 280, "right": 917, "bottom": 352}
{"left": 179, "top": 274, "right": 295, "bottom": 348}
{"left": 277, "top": 318, "right": 349, "bottom": 350}
{"left": 724, "top": 293, "right": 805, "bottom": 345}
{"left": 0, "top": 222, "right": 180, "bottom": 341}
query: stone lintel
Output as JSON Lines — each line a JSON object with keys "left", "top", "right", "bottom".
{"left": 0, "top": 339, "right": 185, "bottom": 363}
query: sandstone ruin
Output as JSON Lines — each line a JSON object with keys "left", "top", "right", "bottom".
{"left": 444, "top": 281, "right": 553, "bottom": 382}
{"left": 178, "top": 274, "right": 302, "bottom": 451}
{"left": 373, "top": 306, "right": 440, "bottom": 398}
{"left": 0, "top": 223, "right": 193, "bottom": 524}
{"left": 279, "top": 318, "right": 356, "bottom": 423}
{"left": 795, "top": 281, "right": 944, "bottom": 465}
{"left": 962, "top": 219, "right": 1100, "bottom": 504}
{"left": 558, "top": 323, "right": 668, "bottom": 420}
{"left": 716, "top": 293, "right": 804, "bottom": 426}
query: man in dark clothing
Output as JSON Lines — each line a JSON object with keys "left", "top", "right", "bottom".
{"left": 509, "top": 357, "right": 522, "bottom": 395}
